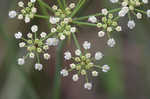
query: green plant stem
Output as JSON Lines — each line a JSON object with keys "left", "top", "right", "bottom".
{"left": 73, "top": 8, "right": 121, "bottom": 21}
{"left": 70, "top": 0, "right": 86, "bottom": 17}
{"left": 38, "top": 0, "right": 51, "bottom": 28}
{"left": 34, "top": 14, "right": 49, "bottom": 19}
{"left": 72, "top": 21, "right": 97, "bottom": 27}
{"left": 135, "top": 8, "right": 147, "bottom": 15}
{"left": 62, "top": 0, "right": 66, "bottom": 8}
{"left": 37, "top": 0, "right": 54, "bottom": 13}
{"left": 73, "top": 13, "right": 102, "bottom": 21}
{"left": 72, "top": 32, "right": 81, "bottom": 50}
{"left": 57, "top": 0, "right": 64, "bottom": 10}
{"left": 52, "top": 40, "right": 66, "bottom": 99}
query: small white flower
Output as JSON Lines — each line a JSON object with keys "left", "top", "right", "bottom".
{"left": 70, "top": 27, "right": 76, "bottom": 33}
{"left": 27, "top": 33, "right": 33, "bottom": 38}
{"left": 60, "top": 35, "right": 66, "bottom": 40}
{"left": 110, "top": 0, "right": 118, "bottom": 3}
{"left": 9, "top": 10, "right": 17, "bottom": 18}
{"left": 18, "top": 14, "right": 23, "bottom": 20}
{"left": 25, "top": 16, "right": 30, "bottom": 23}
{"left": 84, "top": 82, "right": 92, "bottom": 90}
{"left": 72, "top": 74, "right": 79, "bottom": 82}
{"left": 92, "top": 71, "right": 98, "bottom": 77}
{"left": 69, "top": 3, "right": 75, "bottom": 9}
{"left": 46, "top": 38, "right": 59, "bottom": 46}
{"left": 75, "top": 49, "right": 81, "bottom": 56}
{"left": 19, "top": 42, "right": 26, "bottom": 48}
{"left": 102, "top": 65, "right": 110, "bottom": 72}
{"left": 44, "top": 53, "right": 50, "bottom": 60}
{"left": 43, "top": 45, "right": 49, "bottom": 50}
{"left": 40, "top": 32, "right": 47, "bottom": 38}
{"left": 52, "top": 5, "right": 58, "bottom": 10}
{"left": 49, "top": 16, "right": 60, "bottom": 24}
{"left": 118, "top": 7, "right": 129, "bottom": 17}
{"left": 35, "top": 63, "right": 43, "bottom": 71}
{"left": 115, "top": 26, "right": 122, "bottom": 32}
{"left": 60, "top": 69, "right": 69, "bottom": 77}
{"left": 147, "top": 10, "right": 150, "bottom": 18}
{"left": 101, "top": 8, "right": 108, "bottom": 15}
{"left": 18, "top": 58, "right": 25, "bottom": 65}
{"left": 142, "top": 0, "right": 148, "bottom": 4}
{"left": 88, "top": 16, "right": 97, "bottom": 23}
{"left": 98, "top": 31, "right": 105, "bottom": 38}
{"left": 31, "top": 25, "right": 38, "bottom": 32}
{"left": 18, "top": 1, "right": 24, "bottom": 7}
{"left": 95, "top": 51, "right": 103, "bottom": 60}
{"left": 83, "top": 41, "right": 91, "bottom": 50}
{"left": 64, "top": 18, "right": 70, "bottom": 24}
{"left": 30, "top": 0, "right": 36, "bottom": 3}
{"left": 136, "top": 13, "right": 142, "bottom": 19}
{"left": 51, "top": 28, "right": 57, "bottom": 33}
{"left": 31, "top": 7, "right": 37, "bottom": 13}
{"left": 107, "top": 38, "right": 116, "bottom": 47}
{"left": 122, "top": 1, "right": 128, "bottom": 7}
{"left": 29, "top": 53, "right": 35, "bottom": 59}
{"left": 127, "top": 20, "right": 135, "bottom": 29}
{"left": 64, "top": 51, "right": 72, "bottom": 60}
{"left": 70, "top": 63, "right": 76, "bottom": 69}
{"left": 14, "top": 32, "right": 22, "bottom": 39}
{"left": 85, "top": 53, "right": 91, "bottom": 58}
{"left": 107, "top": 27, "right": 112, "bottom": 32}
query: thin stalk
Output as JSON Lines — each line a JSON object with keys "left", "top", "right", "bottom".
{"left": 70, "top": 0, "right": 86, "bottom": 17}
{"left": 62, "top": 0, "right": 66, "bottom": 8}
{"left": 34, "top": 14, "right": 49, "bottom": 19}
{"left": 52, "top": 40, "right": 66, "bottom": 99}
{"left": 73, "top": 8, "right": 121, "bottom": 21}
{"left": 57, "top": 0, "right": 64, "bottom": 10}
{"left": 38, "top": 0, "right": 51, "bottom": 28}
{"left": 37, "top": 0, "right": 54, "bottom": 13}
{"left": 72, "top": 21, "right": 97, "bottom": 27}
{"left": 72, "top": 32, "right": 81, "bottom": 50}
{"left": 73, "top": 13, "right": 102, "bottom": 21}
{"left": 135, "top": 8, "right": 147, "bottom": 15}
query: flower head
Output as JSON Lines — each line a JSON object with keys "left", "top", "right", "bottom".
{"left": 9, "top": 0, "right": 37, "bottom": 23}
{"left": 61, "top": 42, "right": 110, "bottom": 90}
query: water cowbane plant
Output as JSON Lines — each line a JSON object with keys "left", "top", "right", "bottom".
{"left": 8, "top": 0, "right": 150, "bottom": 91}
{"left": 61, "top": 41, "right": 110, "bottom": 90}
{"left": 9, "top": 0, "right": 37, "bottom": 23}
{"left": 16, "top": 25, "right": 59, "bottom": 71}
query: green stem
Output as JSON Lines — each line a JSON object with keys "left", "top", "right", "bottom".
{"left": 135, "top": 8, "right": 147, "bottom": 15}
{"left": 73, "top": 13, "right": 102, "bottom": 21}
{"left": 72, "top": 32, "right": 81, "bottom": 50}
{"left": 72, "top": 21, "right": 97, "bottom": 27}
{"left": 52, "top": 40, "right": 66, "bottom": 99}
{"left": 62, "top": 0, "right": 66, "bottom": 8}
{"left": 57, "top": 0, "right": 64, "bottom": 9}
{"left": 37, "top": 0, "right": 54, "bottom": 13}
{"left": 34, "top": 14, "right": 49, "bottom": 19}
{"left": 73, "top": 8, "right": 121, "bottom": 21}
{"left": 70, "top": 0, "right": 86, "bottom": 17}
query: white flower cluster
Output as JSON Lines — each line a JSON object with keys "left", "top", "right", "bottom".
{"left": 61, "top": 41, "right": 110, "bottom": 90}
{"left": 110, "top": 0, "right": 150, "bottom": 29}
{"left": 16, "top": 25, "right": 59, "bottom": 71}
{"left": 9, "top": 0, "right": 37, "bottom": 23}
{"left": 48, "top": 3, "right": 77, "bottom": 40}
{"left": 88, "top": 12, "right": 121, "bottom": 48}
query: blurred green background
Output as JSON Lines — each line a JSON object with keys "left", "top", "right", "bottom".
{"left": 0, "top": 0, "right": 150, "bottom": 99}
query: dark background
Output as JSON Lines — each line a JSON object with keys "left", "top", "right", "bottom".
{"left": 0, "top": 0, "right": 150, "bottom": 99}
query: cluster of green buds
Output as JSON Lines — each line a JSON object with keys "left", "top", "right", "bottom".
{"left": 96, "top": 13, "right": 122, "bottom": 38}
{"left": 9, "top": 0, "right": 37, "bottom": 23}
{"left": 49, "top": 3, "right": 77, "bottom": 40}
{"left": 61, "top": 41, "right": 110, "bottom": 90}
{"left": 15, "top": 25, "right": 52, "bottom": 71}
